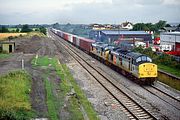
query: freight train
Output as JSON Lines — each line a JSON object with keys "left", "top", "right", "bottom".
{"left": 51, "top": 28, "right": 158, "bottom": 84}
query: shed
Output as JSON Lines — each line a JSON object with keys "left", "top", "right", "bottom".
{"left": 100, "top": 30, "right": 152, "bottom": 43}
{"left": 160, "top": 32, "right": 180, "bottom": 51}
{"left": 0, "top": 41, "right": 15, "bottom": 53}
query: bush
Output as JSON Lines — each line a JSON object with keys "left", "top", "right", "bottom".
{"left": 0, "top": 108, "right": 35, "bottom": 120}
{"left": 21, "top": 24, "right": 33, "bottom": 32}
{"left": 39, "top": 27, "right": 46, "bottom": 35}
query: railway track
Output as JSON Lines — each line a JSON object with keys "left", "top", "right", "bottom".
{"left": 152, "top": 85, "right": 180, "bottom": 102}
{"left": 143, "top": 85, "right": 180, "bottom": 111}
{"left": 49, "top": 30, "right": 158, "bottom": 120}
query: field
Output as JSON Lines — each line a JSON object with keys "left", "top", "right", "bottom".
{"left": 0, "top": 33, "right": 27, "bottom": 40}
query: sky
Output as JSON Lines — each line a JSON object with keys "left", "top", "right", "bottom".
{"left": 0, "top": 0, "right": 180, "bottom": 24}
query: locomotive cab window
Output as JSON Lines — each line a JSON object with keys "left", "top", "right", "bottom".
{"left": 142, "top": 56, "right": 146, "bottom": 61}
{"left": 136, "top": 56, "right": 152, "bottom": 63}
{"left": 147, "top": 57, "right": 152, "bottom": 62}
{"left": 136, "top": 57, "right": 141, "bottom": 63}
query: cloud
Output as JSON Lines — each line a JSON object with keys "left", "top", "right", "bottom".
{"left": 0, "top": 0, "right": 179, "bottom": 24}
{"left": 162, "top": 0, "right": 180, "bottom": 5}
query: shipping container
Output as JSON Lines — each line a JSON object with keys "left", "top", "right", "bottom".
{"left": 68, "top": 34, "right": 73, "bottom": 43}
{"left": 72, "top": 36, "right": 80, "bottom": 47}
{"left": 57, "top": 31, "right": 61, "bottom": 37}
{"left": 73, "top": 36, "right": 77, "bottom": 45}
{"left": 63, "top": 33, "right": 68, "bottom": 40}
{"left": 76, "top": 37, "right": 80, "bottom": 47}
{"left": 79, "top": 38, "right": 95, "bottom": 52}
{"left": 60, "top": 31, "right": 63, "bottom": 37}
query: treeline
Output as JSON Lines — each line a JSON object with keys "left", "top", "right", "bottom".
{"left": 0, "top": 24, "right": 47, "bottom": 35}
{"left": 133, "top": 20, "right": 180, "bottom": 34}
{"left": 133, "top": 20, "right": 167, "bottom": 32}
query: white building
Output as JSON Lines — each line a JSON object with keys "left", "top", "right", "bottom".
{"left": 121, "top": 22, "right": 133, "bottom": 30}
{"left": 160, "top": 32, "right": 180, "bottom": 51}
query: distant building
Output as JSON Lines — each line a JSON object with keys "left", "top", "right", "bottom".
{"left": 90, "top": 24, "right": 106, "bottom": 30}
{"left": 161, "top": 27, "right": 180, "bottom": 32}
{"left": 99, "top": 30, "right": 152, "bottom": 44}
{"left": 121, "top": 22, "right": 133, "bottom": 30}
{"left": 160, "top": 32, "right": 180, "bottom": 51}
{"left": 0, "top": 41, "right": 15, "bottom": 53}
{"left": 89, "top": 30, "right": 102, "bottom": 41}
{"left": 89, "top": 29, "right": 131, "bottom": 42}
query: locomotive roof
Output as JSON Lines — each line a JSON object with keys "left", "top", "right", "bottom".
{"left": 104, "top": 45, "right": 115, "bottom": 51}
{"left": 126, "top": 52, "right": 144, "bottom": 59}
{"left": 92, "top": 42, "right": 108, "bottom": 48}
{"left": 111, "top": 48, "right": 130, "bottom": 55}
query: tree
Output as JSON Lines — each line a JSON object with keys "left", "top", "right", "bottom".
{"left": 21, "top": 24, "right": 32, "bottom": 32}
{"left": 35, "top": 28, "right": 39, "bottom": 31}
{"left": 178, "top": 24, "right": 180, "bottom": 27}
{"left": 16, "top": 28, "right": 20, "bottom": 32}
{"left": 133, "top": 23, "right": 144, "bottom": 31}
{"left": 52, "top": 23, "right": 59, "bottom": 29}
{"left": 39, "top": 27, "right": 46, "bottom": 35}
{"left": 165, "top": 24, "right": 171, "bottom": 27}
{"left": 155, "top": 20, "right": 166, "bottom": 30}
{"left": 0, "top": 26, "right": 9, "bottom": 33}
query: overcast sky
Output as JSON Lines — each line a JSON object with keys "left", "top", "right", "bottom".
{"left": 0, "top": 0, "right": 180, "bottom": 24}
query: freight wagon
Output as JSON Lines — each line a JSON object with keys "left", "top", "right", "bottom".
{"left": 51, "top": 28, "right": 95, "bottom": 53}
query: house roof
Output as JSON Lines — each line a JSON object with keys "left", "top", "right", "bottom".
{"left": 122, "top": 22, "right": 133, "bottom": 27}
{"left": 101, "top": 30, "right": 149, "bottom": 35}
{"left": 163, "top": 27, "right": 178, "bottom": 31}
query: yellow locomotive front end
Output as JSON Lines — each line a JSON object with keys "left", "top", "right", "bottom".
{"left": 139, "top": 63, "right": 157, "bottom": 78}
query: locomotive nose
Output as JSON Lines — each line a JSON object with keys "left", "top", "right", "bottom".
{"left": 139, "top": 63, "right": 157, "bottom": 78}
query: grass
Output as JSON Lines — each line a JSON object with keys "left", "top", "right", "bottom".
{"left": 32, "top": 56, "right": 61, "bottom": 120}
{"left": 26, "top": 31, "right": 46, "bottom": 37}
{"left": 0, "top": 53, "right": 11, "bottom": 59}
{"left": 0, "top": 71, "right": 34, "bottom": 119}
{"left": 158, "top": 64, "right": 180, "bottom": 77}
{"left": 158, "top": 64, "right": 180, "bottom": 91}
{"left": 45, "top": 78, "right": 59, "bottom": 120}
{"left": 60, "top": 64, "right": 99, "bottom": 120}
{"left": 32, "top": 56, "right": 99, "bottom": 120}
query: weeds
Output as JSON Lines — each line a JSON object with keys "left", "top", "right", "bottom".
{"left": 32, "top": 56, "right": 98, "bottom": 120}
{"left": 0, "top": 71, "right": 34, "bottom": 119}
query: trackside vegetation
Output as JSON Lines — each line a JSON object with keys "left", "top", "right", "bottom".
{"left": 0, "top": 71, "right": 34, "bottom": 120}
{"left": 31, "top": 56, "right": 99, "bottom": 120}
{"left": 0, "top": 53, "right": 11, "bottom": 59}
{"left": 133, "top": 47, "right": 180, "bottom": 77}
